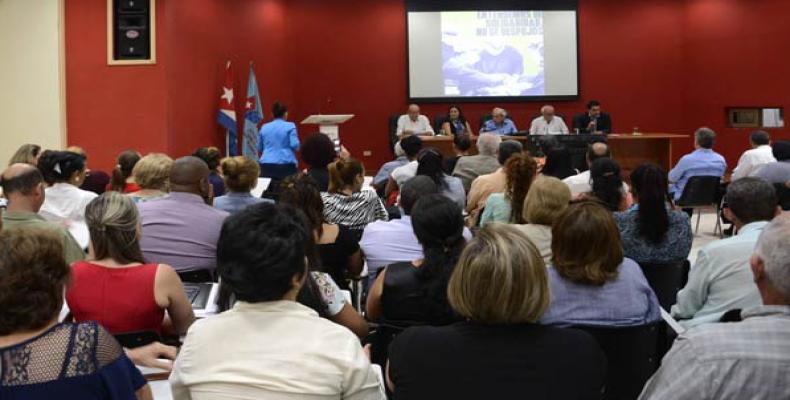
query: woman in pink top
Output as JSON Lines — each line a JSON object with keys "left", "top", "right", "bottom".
{"left": 66, "top": 192, "right": 195, "bottom": 336}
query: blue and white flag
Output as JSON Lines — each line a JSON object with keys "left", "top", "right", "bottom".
{"left": 243, "top": 64, "right": 263, "bottom": 160}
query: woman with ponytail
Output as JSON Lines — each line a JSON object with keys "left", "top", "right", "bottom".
{"left": 588, "top": 157, "right": 631, "bottom": 211}
{"left": 321, "top": 158, "right": 387, "bottom": 238}
{"left": 367, "top": 194, "right": 466, "bottom": 326}
{"left": 110, "top": 150, "right": 141, "bottom": 193}
{"left": 615, "top": 163, "right": 693, "bottom": 264}
{"left": 37, "top": 150, "right": 97, "bottom": 246}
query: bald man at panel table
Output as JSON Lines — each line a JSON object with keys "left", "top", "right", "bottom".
{"left": 396, "top": 104, "right": 435, "bottom": 138}
{"left": 529, "top": 105, "right": 569, "bottom": 135}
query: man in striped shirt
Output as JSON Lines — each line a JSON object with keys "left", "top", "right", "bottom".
{"left": 639, "top": 213, "right": 790, "bottom": 399}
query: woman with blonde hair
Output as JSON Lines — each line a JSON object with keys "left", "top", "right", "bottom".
{"left": 515, "top": 176, "right": 571, "bottom": 264}
{"left": 127, "top": 153, "right": 172, "bottom": 203}
{"left": 214, "top": 156, "right": 269, "bottom": 214}
{"left": 387, "top": 224, "right": 605, "bottom": 399}
{"left": 66, "top": 192, "right": 195, "bottom": 336}
{"left": 8, "top": 143, "right": 42, "bottom": 166}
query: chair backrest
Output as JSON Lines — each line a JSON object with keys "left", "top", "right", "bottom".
{"left": 367, "top": 321, "right": 408, "bottom": 367}
{"left": 114, "top": 330, "right": 161, "bottom": 349}
{"left": 774, "top": 182, "right": 790, "bottom": 211}
{"left": 434, "top": 114, "right": 448, "bottom": 133}
{"left": 637, "top": 260, "right": 690, "bottom": 310}
{"left": 388, "top": 114, "right": 401, "bottom": 154}
{"left": 676, "top": 175, "right": 721, "bottom": 207}
{"left": 573, "top": 323, "right": 660, "bottom": 400}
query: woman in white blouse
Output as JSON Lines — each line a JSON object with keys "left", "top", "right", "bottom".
{"left": 37, "top": 150, "right": 97, "bottom": 247}
{"left": 170, "top": 202, "right": 385, "bottom": 400}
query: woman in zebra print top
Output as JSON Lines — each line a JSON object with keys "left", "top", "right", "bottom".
{"left": 321, "top": 158, "right": 388, "bottom": 238}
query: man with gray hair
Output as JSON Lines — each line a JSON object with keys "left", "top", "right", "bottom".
{"left": 529, "top": 105, "right": 569, "bottom": 135}
{"left": 480, "top": 107, "right": 518, "bottom": 135}
{"left": 672, "top": 177, "right": 780, "bottom": 328}
{"left": 668, "top": 127, "right": 727, "bottom": 201}
{"left": 452, "top": 133, "right": 503, "bottom": 192}
{"left": 641, "top": 213, "right": 790, "bottom": 400}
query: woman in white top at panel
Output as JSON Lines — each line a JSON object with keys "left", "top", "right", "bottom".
{"left": 170, "top": 202, "right": 385, "bottom": 400}
{"left": 36, "top": 150, "right": 97, "bottom": 247}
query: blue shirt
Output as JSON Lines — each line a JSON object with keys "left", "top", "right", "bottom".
{"left": 614, "top": 204, "right": 693, "bottom": 264}
{"left": 213, "top": 192, "right": 272, "bottom": 214}
{"left": 542, "top": 258, "right": 661, "bottom": 327}
{"left": 257, "top": 118, "right": 300, "bottom": 165}
{"left": 481, "top": 119, "right": 518, "bottom": 135}
{"left": 372, "top": 156, "right": 409, "bottom": 185}
{"left": 668, "top": 148, "right": 727, "bottom": 200}
{"left": 671, "top": 221, "right": 767, "bottom": 328}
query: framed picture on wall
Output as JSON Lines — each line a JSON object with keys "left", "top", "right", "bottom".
{"left": 106, "top": 0, "right": 156, "bottom": 65}
{"left": 727, "top": 108, "right": 760, "bottom": 128}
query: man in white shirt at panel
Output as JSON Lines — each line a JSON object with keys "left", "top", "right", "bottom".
{"left": 396, "top": 104, "right": 434, "bottom": 138}
{"left": 529, "top": 105, "right": 569, "bottom": 135}
{"left": 731, "top": 130, "right": 776, "bottom": 180}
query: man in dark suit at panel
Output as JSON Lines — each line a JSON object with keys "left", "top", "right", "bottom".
{"left": 573, "top": 100, "right": 612, "bottom": 134}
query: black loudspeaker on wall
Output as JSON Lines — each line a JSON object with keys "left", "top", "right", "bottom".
{"left": 113, "top": 0, "right": 151, "bottom": 60}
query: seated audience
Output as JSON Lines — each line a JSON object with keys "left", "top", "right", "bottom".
{"left": 110, "top": 150, "right": 141, "bottom": 193}
{"left": 372, "top": 139, "right": 413, "bottom": 189}
{"left": 587, "top": 158, "right": 631, "bottom": 211}
{"left": 480, "top": 153, "right": 538, "bottom": 226}
{"left": 8, "top": 143, "right": 41, "bottom": 166}
{"left": 169, "top": 203, "right": 385, "bottom": 399}
{"left": 66, "top": 146, "right": 110, "bottom": 196}
{"left": 444, "top": 133, "right": 471, "bottom": 174}
{"left": 360, "top": 177, "right": 438, "bottom": 279}
{"left": 541, "top": 145, "right": 576, "bottom": 180}
{"left": 415, "top": 148, "right": 466, "bottom": 209}
{"left": 397, "top": 104, "right": 434, "bottom": 138}
{"left": 452, "top": 133, "right": 502, "bottom": 191}
{"left": 138, "top": 156, "right": 229, "bottom": 281}
{"left": 640, "top": 214, "right": 790, "bottom": 400}
{"left": 66, "top": 192, "right": 195, "bottom": 336}
{"left": 0, "top": 228, "right": 150, "bottom": 399}
{"left": 672, "top": 177, "right": 778, "bottom": 327}
{"left": 466, "top": 140, "right": 523, "bottom": 223}
{"left": 321, "top": 158, "right": 387, "bottom": 236}
{"left": 193, "top": 146, "right": 225, "bottom": 197}
{"left": 367, "top": 194, "right": 466, "bottom": 326}
{"left": 669, "top": 127, "right": 727, "bottom": 201}
{"left": 572, "top": 100, "right": 612, "bottom": 134}
{"left": 0, "top": 164, "right": 84, "bottom": 263}
{"left": 301, "top": 133, "right": 340, "bottom": 191}
{"left": 542, "top": 201, "right": 661, "bottom": 327}
{"left": 731, "top": 130, "right": 775, "bottom": 180}
{"left": 615, "top": 163, "right": 692, "bottom": 264}
{"left": 480, "top": 107, "right": 518, "bottom": 135}
{"left": 440, "top": 105, "right": 474, "bottom": 136}
{"left": 213, "top": 156, "right": 270, "bottom": 214}
{"left": 388, "top": 224, "right": 605, "bottom": 399}
{"left": 754, "top": 140, "right": 790, "bottom": 184}
{"left": 280, "top": 173, "right": 363, "bottom": 288}
{"left": 37, "top": 150, "right": 98, "bottom": 238}
{"left": 529, "top": 105, "right": 569, "bottom": 135}
{"left": 380, "top": 135, "right": 422, "bottom": 194}
{"left": 127, "top": 153, "right": 172, "bottom": 203}
{"left": 515, "top": 176, "right": 571, "bottom": 264}
{"left": 563, "top": 142, "right": 611, "bottom": 195}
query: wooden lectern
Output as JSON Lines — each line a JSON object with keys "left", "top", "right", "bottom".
{"left": 301, "top": 114, "right": 355, "bottom": 151}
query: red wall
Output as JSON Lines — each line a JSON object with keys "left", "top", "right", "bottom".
{"left": 65, "top": 0, "right": 790, "bottom": 172}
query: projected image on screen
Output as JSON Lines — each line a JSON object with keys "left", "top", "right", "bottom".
{"left": 407, "top": 10, "right": 577, "bottom": 100}
{"left": 441, "top": 12, "right": 545, "bottom": 97}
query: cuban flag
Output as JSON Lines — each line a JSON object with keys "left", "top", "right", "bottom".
{"left": 217, "top": 61, "right": 238, "bottom": 156}
{"left": 243, "top": 64, "right": 263, "bottom": 160}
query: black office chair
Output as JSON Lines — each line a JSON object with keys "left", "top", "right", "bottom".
{"left": 774, "top": 182, "right": 790, "bottom": 211}
{"left": 114, "top": 331, "right": 161, "bottom": 349}
{"left": 638, "top": 260, "right": 690, "bottom": 311}
{"left": 573, "top": 323, "right": 660, "bottom": 400}
{"left": 388, "top": 114, "right": 400, "bottom": 154}
{"left": 434, "top": 114, "right": 448, "bottom": 134}
{"left": 676, "top": 175, "right": 723, "bottom": 235}
{"left": 366, "top": 321, "right": 409, "bottom": 368}
{"left": 177, "top": 269, "right": 216, "bottom": 283}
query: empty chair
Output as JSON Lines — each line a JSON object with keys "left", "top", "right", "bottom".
{"left": 675, "top": 175, "right": 722, "bottom": 234}
{"left": 574, "top": 323, "right": 660, "bottom": 400}
{"left": 637, "top": 261, "right": 690, "bottom": 310}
